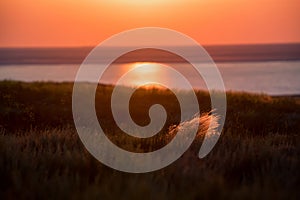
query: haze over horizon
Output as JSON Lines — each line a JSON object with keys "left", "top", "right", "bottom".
{"left": 1, "top": 0, "right": 299, "bottom": 47}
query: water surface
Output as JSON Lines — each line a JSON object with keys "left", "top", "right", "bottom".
{"left": 1, "top": 61, "right": 299, "bottom": 95}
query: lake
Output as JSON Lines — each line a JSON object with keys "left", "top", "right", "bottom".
{"left": 0, "top": 60, "right": 299, "bottom": 95}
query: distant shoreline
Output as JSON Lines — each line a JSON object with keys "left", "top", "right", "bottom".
{"left": 0, "top": 43, "right": 300, "bottom": 64}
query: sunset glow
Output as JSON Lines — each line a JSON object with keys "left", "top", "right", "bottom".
{"left": 1, "top": 0, "right": 299, "bottom": 47}
{"left": 120, "top": 62, "right": 168, "bottom": 88}
{"left": 1, "top": 0, "right": 300, "bottom": 197}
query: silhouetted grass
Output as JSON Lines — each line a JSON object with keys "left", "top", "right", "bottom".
{"left": 0, "top": 81, "right": 299, "bottom": 199}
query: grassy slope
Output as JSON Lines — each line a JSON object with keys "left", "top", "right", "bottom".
{"left": 0, "top": 81, "right": 299, "bottom": 199}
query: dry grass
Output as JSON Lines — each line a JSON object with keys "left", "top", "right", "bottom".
{"left": 0, "top": 81, "right": 299, "bottom": 199}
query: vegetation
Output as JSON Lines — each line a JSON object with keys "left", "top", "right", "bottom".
{"left": 0, "top": 81, "right": 299, "bottom": 199}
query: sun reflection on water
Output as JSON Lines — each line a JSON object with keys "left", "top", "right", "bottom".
{"left": 119, "top": 62, "right": 169, "bottom": 89}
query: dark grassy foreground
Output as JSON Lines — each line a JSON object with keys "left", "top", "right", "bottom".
{"left": 0, "top": 81, "right": 299, "bottom": 200}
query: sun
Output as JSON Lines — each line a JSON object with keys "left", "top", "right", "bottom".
{"left": 112, "top": 0, "right": 179, "bottom": 7}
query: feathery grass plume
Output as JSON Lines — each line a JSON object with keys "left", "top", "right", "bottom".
{"left": 168, "top": 111, "right": 220, "bottom": 139}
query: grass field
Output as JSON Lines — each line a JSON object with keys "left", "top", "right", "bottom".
{"left": 0, "top": 81, "right": 299, "bottom": 199}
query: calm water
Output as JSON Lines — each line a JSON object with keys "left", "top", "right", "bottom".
{"left": 0, "top": 61, "right": 299, "bottom": 95}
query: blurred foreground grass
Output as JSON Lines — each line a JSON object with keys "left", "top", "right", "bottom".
{"left": 0, "top": 81, "right": 299, "bottom": 199}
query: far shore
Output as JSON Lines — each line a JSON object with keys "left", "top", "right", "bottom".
{"left": 1, "top": 43, "right": 300, "bottom": 64}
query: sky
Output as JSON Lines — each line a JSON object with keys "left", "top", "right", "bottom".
{"left": 1, "top": 0, "right": 300, "bottom": 47}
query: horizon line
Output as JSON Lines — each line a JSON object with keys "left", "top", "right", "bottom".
{"left": 1, "top": 42, "right": 300, "bottom": 49}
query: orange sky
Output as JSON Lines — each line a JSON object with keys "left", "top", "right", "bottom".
{"left": 1, "top": 0, "right": 300, "bottom": 47}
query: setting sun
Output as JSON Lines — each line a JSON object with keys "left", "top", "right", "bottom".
{"left": 117, "top": 0, "right": 175, "bottom": 6}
